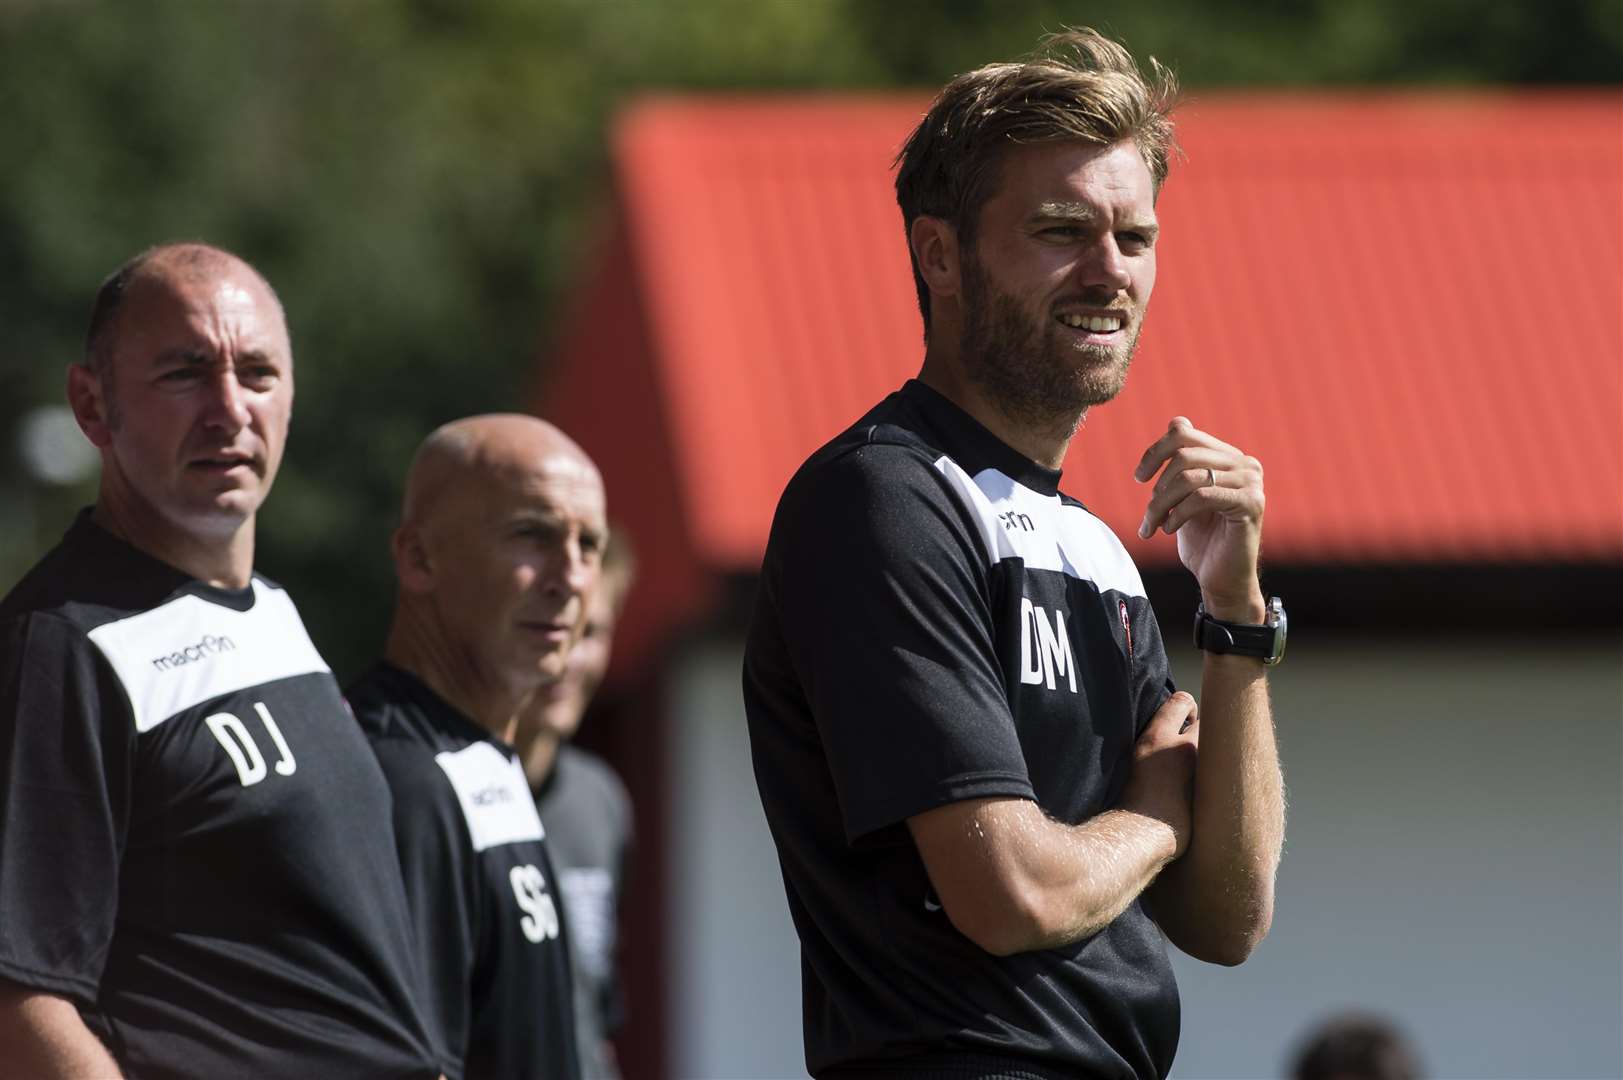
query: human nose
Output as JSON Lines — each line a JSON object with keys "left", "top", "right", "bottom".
{"left": 201, "top": 369, "right": 251, "bottom": 432}
{"left": 543, "top": 536, "right": 595, "bottom": 599}
{"left": 1077, "top": 236, "right": 1131, "bottom": 293}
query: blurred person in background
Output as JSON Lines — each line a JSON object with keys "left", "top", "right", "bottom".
{"left": 1289, "top": 1011, "right": 1423, "bottom": 1080}
{"left": 516, "top": 530, "right": 637, "bottom": 1079}
{"left": 0, "top": 243, "right": 442, "bottom": 1078}
{"left": 743, "top": 28, "right": 1286, "bottom": 1079}
{"left": 348, "top": 414, "right": 600, "bottom": 1080}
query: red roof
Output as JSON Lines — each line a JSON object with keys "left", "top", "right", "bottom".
{"left": 541, "top": 92, "right": 1623, "bottom": 665}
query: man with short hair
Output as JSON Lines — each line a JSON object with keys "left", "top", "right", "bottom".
{"left": 517, "top": 532, "right": 637, "bottom": 1079}
{"left": 349, "top": 414, "right": 600, "bottom": 1080}
{"left": 0, "top": 243, "right": 442, "bottom": 1077}
{"left": 744, "top": 29, "right": 1286, "bottom": 1078}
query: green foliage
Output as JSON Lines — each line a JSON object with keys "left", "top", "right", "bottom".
{"left": 1, "top": 0, "right": 1616, "bottom": 676}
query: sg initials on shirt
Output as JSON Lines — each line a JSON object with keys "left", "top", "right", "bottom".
{"left": 510, "top": 864, "right": 561, "bottom": 943}
{"left": 1019, "top": 598, "right": 1077, "bottom": 694}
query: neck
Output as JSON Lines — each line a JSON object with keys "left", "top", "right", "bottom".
{"left": 918, "top": 341, "right": 1079, "bottom": 470}
{"left": 384, "top": 606, "right": 524, "bottom": 744}
{"left": 519, "top": 728, "right": 562, "bottom": 791}
{"left": 92, "top": 497, "right": 255, "bottom": 589}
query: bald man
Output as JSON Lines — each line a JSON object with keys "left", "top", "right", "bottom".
{"left": 348, "top": 415, "right": 602, "bottom": 1080}
{"left": 0, "top": 244, "right": 442, "bottom": 1077}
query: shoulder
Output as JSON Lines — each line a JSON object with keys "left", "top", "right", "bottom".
{"left": 1055, "top": 492, "right": 1148, "bottom": 599}
{"left": 346, "top": 665, "right": 429, "bottom": 742}
{"left": 557, "top": 745, "right": 631, "bottom": 814}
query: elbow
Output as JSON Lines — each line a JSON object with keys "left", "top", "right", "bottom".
{"left": 944, "top": 899, "right": 1030, "bottom": 957}
{"left": 1187, "top": 903, "right": 1273, "bottom": 967}
{"left": 945, "top": 881, "right": 1092, "bottom": 958}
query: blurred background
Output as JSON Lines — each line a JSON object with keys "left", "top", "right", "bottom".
{"left": 2, "top": 2, "right": 1619, "bottom": 1077}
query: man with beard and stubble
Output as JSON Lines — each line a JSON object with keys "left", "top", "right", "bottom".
{"left": 517, "top": 533, "right": 636, "bottom": 1079}
{"left": 0, "top": 244, "right": 442, "bottom": 1078}
{"left": 743, "top": 29, "right": 1287, "bottom": 1080}
{"left": 349, "top": 414, "right": 599, "bottom": 1080}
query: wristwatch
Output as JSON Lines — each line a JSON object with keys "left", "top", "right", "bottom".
{"left": 1193, "top": 596, "right": 1287, "bottom": 665}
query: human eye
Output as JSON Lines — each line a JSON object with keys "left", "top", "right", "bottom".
{"left": 1038, "top": 224, "right": 1083, "bottom": 241}
{"left": 157, "top": 366, "right": 204, "bottom": 386}
{"left": 1117, "top": 229, "right": 1155, "bottom": 252}
{"left": 238, "top": 363, "right": 280, "bottom": 390}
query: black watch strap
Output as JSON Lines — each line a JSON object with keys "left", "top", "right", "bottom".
{"left": 1193, "top": 597, "right": 1286, "bottom": 665}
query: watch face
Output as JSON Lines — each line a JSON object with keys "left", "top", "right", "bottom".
{"left": 1265, "top": 598, "right": 1287, "bottom": 665}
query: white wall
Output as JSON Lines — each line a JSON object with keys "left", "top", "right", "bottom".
{"left": 665, "top": 635, "right": 1623, "bottom": 1079}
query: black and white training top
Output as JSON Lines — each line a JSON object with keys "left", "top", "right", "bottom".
{"left": 744, "top": 380, "right": 1181, "bottom": 1080}
{"left": 0, "top": 512, "right": 441, "bottom": 1079}
{"left": 349, "top": 661, "right": 582, "bottom": 1080}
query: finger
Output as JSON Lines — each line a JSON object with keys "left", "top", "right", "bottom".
{"left": 1156, "top": 690, "right": 1197, "bottom": 730}
{"left": 1133, "top": 417, "right": 1241, "bottom": 483}
{"left": 1160, "top": 483, "right": 1264, "bottom": 537}
{"left": 1138, "top": 451, "right": 1234, "bottom": 538}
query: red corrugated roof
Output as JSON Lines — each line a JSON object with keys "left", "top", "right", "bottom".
{"left": 541, "top": 92, "right": 1623, "bottom": 664}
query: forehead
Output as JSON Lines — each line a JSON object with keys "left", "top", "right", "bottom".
{"left": 486, "top": 452, "right": 606, "bottom": 523}
{"left": 983, "top": 139, "right": 1156, "bottom": 218}
{"left": 117, "top": 267, "right": 290, "bottom": 359}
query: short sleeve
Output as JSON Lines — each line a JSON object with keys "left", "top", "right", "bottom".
{"left": 767, "top": 445, "right": 1034, "bottom": 843}
{"left": 1124, "top": 595, "right": 1177, "bottom": 736}
{"left": 0, "top": 614, "right": 133, "bottom": 1004}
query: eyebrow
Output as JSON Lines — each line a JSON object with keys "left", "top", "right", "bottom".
{"left": 1031, "top": 201, "right": 1159, "bottom": 237}
{"left": 150, "top": 347, "right": 280, "bottom": 368}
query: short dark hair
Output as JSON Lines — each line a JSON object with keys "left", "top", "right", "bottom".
{"left": 1290, "top": 1013, "right": 1423, "bottom": 1080}
{"left": 893, "top": 28, "right": 1180, "bottom": 338}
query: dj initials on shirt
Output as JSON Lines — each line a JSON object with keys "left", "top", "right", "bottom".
{"left": 510, "top": 864, "right": 561, "bottom": 943}
{"left": 204, "top": 702, "right": 298, "bottom": 786}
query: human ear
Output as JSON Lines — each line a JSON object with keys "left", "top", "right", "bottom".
{"left": 66, "top": 364, "right": 113, "bottom": 448}
{"left": 909, "top": 215, "right": 962, "bottom": 300}
{"left": 392, "top": 525, "right": 435, "bottom": 592}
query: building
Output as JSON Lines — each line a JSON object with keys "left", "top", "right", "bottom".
{"left": 540, "top": 92, "right": 1622, "bottom": 1079}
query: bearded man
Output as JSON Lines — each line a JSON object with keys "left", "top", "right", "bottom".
{"left": 743, "top": 28, "right": 1287, "bottom": 1080}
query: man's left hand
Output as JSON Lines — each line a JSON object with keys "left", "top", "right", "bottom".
{"left": 1134, "top": 417, "right": 1265, "bottom": 619}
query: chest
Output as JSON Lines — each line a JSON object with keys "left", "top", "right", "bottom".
{"left": 938, "top": 464, "right": 1148, "bottom": 819}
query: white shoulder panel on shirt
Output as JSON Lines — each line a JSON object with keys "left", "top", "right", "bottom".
{"left": 87, "top": 580, "right": 332, "bottom": 733}
{"left": 932, "top": 457, "right": 1148, "bottom": 599}
{"left": 434, "top": 742, "right": 546, "bottom": 853}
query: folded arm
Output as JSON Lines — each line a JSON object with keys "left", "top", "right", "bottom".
{"left": 1135, "top": 417, "right": 1286, "bottom": 965}
{"left": 908, "top": 691, "right": 1199, "bottom": 956}
{"left": 0, "top": 983, "right": 122, "bottom": 1079}
{"left": 1146, "top": 648, "right": 1283, "bottom": 965}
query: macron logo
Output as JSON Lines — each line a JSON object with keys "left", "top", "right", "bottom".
{"left": 469, "top": 785, "right": 514, "bottom": 807}
{"left": 150, "top": 634, "right": 237, "bottom": 672}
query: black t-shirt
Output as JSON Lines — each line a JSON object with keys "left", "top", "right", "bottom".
{"left": 0, "top": 513, "right": 441, "bottom": 1079}
{"left": 349, "top": 662, "right": 582, "bottom": 1080}
{"left": 534, "top": 742, "right": 632, "bottom": 1079}
{"left": 743, "top": 380, "right": 1181, "bottom": 1079}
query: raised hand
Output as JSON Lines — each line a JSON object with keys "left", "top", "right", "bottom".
{"left": 1134, "top": 417, "right": 1266, "bottom": 619}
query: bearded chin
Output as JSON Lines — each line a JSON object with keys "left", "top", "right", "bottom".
{"left": 959, "top": 264, "right": 1139, "bottom": 435}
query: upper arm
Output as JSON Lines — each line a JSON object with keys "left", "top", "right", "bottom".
{"left": 766, "top": 448, "right": 1033, "bottom": 842}
{"left": 0, "top": 981, "right": 123, "bottom": 1078}
{"left": 906, "top": 796, "right": 1051, "bottom": 956}
{"left": 0, "top": 615, "right": 129, "bottom": 1003}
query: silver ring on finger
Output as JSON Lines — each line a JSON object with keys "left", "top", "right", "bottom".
{"left": 1206, "top": 467, "right": 1217, "bottom": 489}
